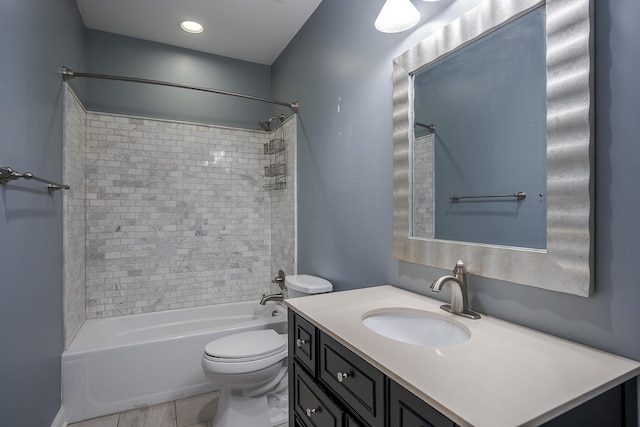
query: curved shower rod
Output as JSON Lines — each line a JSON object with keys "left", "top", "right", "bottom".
{"left": 61, "top": 67, "right": 299, "bottom": 113}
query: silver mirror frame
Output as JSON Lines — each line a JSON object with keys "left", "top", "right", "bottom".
{"left": 392, "top": 0, "right": 594, "bottom": 297}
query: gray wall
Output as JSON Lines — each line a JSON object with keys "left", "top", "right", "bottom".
{"left": 273, "top": 0, "right": 640, "bottom": 409}
{"left": 84, "top": 30, "right": 278, "bottom": 130}
{"left": 0, "top": 0, "right": 84, "bottom": 425}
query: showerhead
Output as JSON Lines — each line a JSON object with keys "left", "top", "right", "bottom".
{"left": 259, "top": 121, "right": 271, "bottom": 132}
{"left": 258, "top": 114, "right": 285, "bottom": 132}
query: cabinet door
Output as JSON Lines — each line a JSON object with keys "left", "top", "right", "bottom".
{"left": 389, "top": 380, "right": 455, "bottom": 427}
{"left": 319, "top": 332, "right": 386, "bottom": 427}
{"left": 290, "top": 310, "right": 318, "bottom": 376}
{"left": 345, "top": 414, "right": 366, "bottom": 427}
{"left": 293, "top": 362, "right": 344, "bottom": 427}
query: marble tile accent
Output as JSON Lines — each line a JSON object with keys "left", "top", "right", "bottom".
{"left": 63, "top": 85, "right": 87, "bottom": 348}
{"left": 84, "top": 113, "right": 274, "bottom": 318}
{"left": 270, "top": 117, "right": 297, "bottom": 290}
{"left": 63, "top": 88, "right": 297, "bottom": 320}
{"left": 412, "top": 134, "right": 434, "bottom": 238}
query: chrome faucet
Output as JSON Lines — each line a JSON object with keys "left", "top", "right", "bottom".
{"left": 430, "top": 260, "right": 481, "bottom": 319}
{"left": 259, "top": 293, "right": 284, "bottom": 304}
{"left": 260, "top": 270, "right": 286, "bottom": 305}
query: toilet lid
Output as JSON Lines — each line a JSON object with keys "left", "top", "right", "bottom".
{"left": 204, "top": 329, "right": 286, "bottom": 359}
{"left": 285, "top": 274, "right": 333, "bottom": 294}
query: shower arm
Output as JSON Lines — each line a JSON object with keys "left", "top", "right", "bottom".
{"left": 61, "top": 67, "right": 299, "bottom": 113}
{"left": 259, "top": 114, "right": 285, "bottom": 132}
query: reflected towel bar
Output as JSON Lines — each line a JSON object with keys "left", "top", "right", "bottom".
{"left": 415, "top": 121, "right": 436, "bottom": 132}
{"left": 0, "top": 166, "right": 70, "bottom": 193}
{"left": 449, "top": 191, "right": 526, "bottom": 202}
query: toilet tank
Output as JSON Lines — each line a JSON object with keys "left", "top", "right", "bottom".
{"left": 285, "top": 274, "right": 333, "bottom": 298}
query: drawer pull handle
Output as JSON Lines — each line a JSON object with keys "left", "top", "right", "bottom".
{"left": 296, "top": 338, "right": 306, "bottom": 347}
{"left": 337, "top": 372, "right": 349, "bottom": 382}
{"left": 306, "top": 407, "right": 317, "bottom": 417}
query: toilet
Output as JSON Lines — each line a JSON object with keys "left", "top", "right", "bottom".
{"left": 201, "top": 274, "right": 332, "bottom": 427}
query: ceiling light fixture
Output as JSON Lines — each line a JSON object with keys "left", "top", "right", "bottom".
{"left": 375, "top": 0, "right": 421, "bottom": 33}
{"left": 180, "top": 20, "right": 204, "bottom": 34}
{"left": 375, "top": 0, "right": 442, "bottom": 33}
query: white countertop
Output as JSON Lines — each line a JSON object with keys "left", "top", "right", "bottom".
{"left": 285, "top": 285, "right": 640, "bottom": 427}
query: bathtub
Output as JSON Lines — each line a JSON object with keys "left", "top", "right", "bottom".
{"left": 62, "top": 301, "right": 287, "bottom": 423}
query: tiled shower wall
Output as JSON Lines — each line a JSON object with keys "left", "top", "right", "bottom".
{"left": 63, "top": 87, "right": 87, "bottom": 347}
{"left": 64, "top": 86, "right": 297, "bottom": 320}
{"left": 270, "top": 117, "right": 297, "bottom": 290}
{"left": 412, "top": 134, "right": 434, "bottom": 238}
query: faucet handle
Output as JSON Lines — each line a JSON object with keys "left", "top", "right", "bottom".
{"left": 272, "top": 269, "right": 286, "bottom": 289}
{"left": 453, "top": 260, "right": 465, "bottom": 275}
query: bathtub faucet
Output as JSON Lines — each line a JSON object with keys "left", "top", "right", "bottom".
{"left": 260, "top": 270, "right": 286, "bottom": 305}
{"left": 259, "top": 293, "right": 284, "bottom": 305}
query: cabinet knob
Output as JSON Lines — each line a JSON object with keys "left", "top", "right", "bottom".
{"left": 296, "top": 338, "right": 306, "bottom": 347}
{"left": 306, "top": 407, "right": 317, "bottom": 417}
{"left": 337, "top": 372, "right": 349, "bottom": 383}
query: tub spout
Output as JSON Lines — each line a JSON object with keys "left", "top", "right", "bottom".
{"left": 260, "top": 292, "right": 284, "bottom": 305}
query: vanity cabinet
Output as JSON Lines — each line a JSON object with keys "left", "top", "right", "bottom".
{"left": 289, "top": 309, "right": 452, "bottom": 427}
{"left": 389, "top": 380, "right": 454, "bottom": 427}
{"left": 319, "top": 332, "right": 386, "bottom": 427}
{"left": 289, "top": 307, "right": 638, "bottom": 427}
{"left": 293, "top": 361, "right": 344, "bottom": 426}
{"left": 292, "top": 310, "right": 317, "bottom": 376}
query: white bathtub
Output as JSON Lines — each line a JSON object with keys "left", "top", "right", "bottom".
{"left": 62, "top": 301, "right": 287, "bottom": 423}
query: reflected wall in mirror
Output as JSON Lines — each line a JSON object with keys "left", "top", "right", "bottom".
{"left": 392, "top": 0, "right": 594, "bottom": 296}
{"left": 412, "top": 6, "right": 546, "bottom": 249}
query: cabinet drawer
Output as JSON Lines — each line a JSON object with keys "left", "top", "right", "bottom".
{"left": 290, "top": 310, "right": 318, "bottom": 376}
{"left": 293, "top": 362, "right": 344, "bottom": 427}
{"left": 389, "top": 380, "right": 455, "bottom": 427}
{"left": 319, "top": 332, "right": 386, "bottom": 427}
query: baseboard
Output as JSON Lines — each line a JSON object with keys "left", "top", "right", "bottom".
{"left": 51, "top": 405, "right": 67, "bottom": 427}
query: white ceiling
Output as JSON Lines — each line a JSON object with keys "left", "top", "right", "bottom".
{"left": 75, "top": 0, "right": 323, "bottom": 65}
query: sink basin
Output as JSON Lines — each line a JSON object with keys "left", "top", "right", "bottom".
{"left": 362, "top": 309, "right": 470, "bottom": 347}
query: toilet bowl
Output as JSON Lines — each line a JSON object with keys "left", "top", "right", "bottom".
{"left": 201, "top": 274, "right": 333, "bottom": 427}
{"left": 201, "top": 329, "right": 288, "bottom": 427}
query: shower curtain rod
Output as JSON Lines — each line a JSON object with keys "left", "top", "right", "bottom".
{"left": 61, "top": 67, "right": 299, "bottom": 113}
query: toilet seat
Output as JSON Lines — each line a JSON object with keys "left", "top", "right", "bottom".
{"left": 205, "top": 329, "right": 286, "bottom": 361}
{"left": 202, "top": 330, "right": 288, "bottom": 374}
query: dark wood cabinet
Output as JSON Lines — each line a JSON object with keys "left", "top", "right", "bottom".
{"left": 319, "top": 332, "right": 386, "bottom": 427}
{"left": 293, "top": 362, "right": 344, "bottom": 427}
{"left": 290, "top": 309, "right": 318, "bottom": 376}
{"left": 290, "top": 310, "right": 452, "bottom": 427}
{"left": 288, "top": 308, "right": 637, "bottom": 427}
{"left": 389, "top": 380, "right": 455, "bottom": 427}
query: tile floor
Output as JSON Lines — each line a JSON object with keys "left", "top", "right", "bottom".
{"left": 68, "top": 391, "right": 288, "bottom": 427}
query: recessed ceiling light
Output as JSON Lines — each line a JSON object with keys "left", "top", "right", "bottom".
{"left": 180, "top": 20, "right": 204, "bottom": 34}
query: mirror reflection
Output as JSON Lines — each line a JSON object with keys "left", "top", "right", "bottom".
{"left": 411, "top": 6, "right": 547, "bottom": 249}
{"left": 393, "top": 0, "right": 593, "bottom": 296}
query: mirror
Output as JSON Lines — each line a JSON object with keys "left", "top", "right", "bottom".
{"left": 412, "top": 6, "right": 546, "bottom": 249}
{"left": 392, "top": 0, "right": 594, "bottom": 296}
